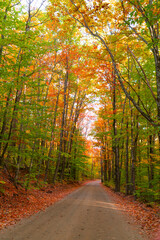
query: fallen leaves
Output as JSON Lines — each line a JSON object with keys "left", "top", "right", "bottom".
{"left": 101, "top": 184, "right": 160, "bottom": 240}
{"left": 0, "top": 178, "right": 84, "bottom": 231}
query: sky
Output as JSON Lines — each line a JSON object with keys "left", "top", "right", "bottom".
{"left": 20, "top": 0, "right": 49, "bottom": 11}
{"left": 20, "top": 0, "right": 101, "bottom": 141}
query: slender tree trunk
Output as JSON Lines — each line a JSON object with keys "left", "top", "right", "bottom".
{"left": 107, "top": 141, "right": 111, "bottom": 181}
{"left": 0, "top": 87, "right": 23, "bottom": 163}
{"left": 130, "top": 111, "right": 135, "bottom": 195}
{"left": 44, "top": 80, "right": 61, "bottom": 182}
{"left": 0, "top": 1, "right": 12, "bottom": 63}
{"left": 15, "top": 112, "right": 24, "bottom": 181}
{"left": 112, "top": 73, "right": 120, "bottom": 192}
{"left": 53, "top": 57, "right": 68, "bottom": 184}
{"left": 148, "top": 134, "right": 155, "bottom": 189}
{"left": 0, "top": 87, "right": 12, "bottom": 162}
{"left": 151, "top": 31, "right": 160, "bottom": 122}
{"left": 130, "top": 112, "right": 138, "bottom": 196}
{"left": 0, "top": 4, "right": 31, "bottom": 165}
{"left": 25, "top": 141, "right": 36, "bottom": 191}
{"left": 103, "top": 157, "right": 107, "bottom": 182}
{"left": 103, "top": 121, "right": 107, "bottom": 182}
{"left": 66, "top": 92, "right": 86, "bottom": 175}
{"left": 100, "top": 148, "right": 104, "bottom": 183}
{"left": 60, "top": 88, "right": 69, "bottom": 181}
{"left": 125, "top": 120, "right": 129, "bottom": 195}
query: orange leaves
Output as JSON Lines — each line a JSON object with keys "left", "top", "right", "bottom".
{"left": 0, "top": 171, "right": 82, "bottom": 231}
{"left": 46, "top": 80, "right": 50, "bottom": 86}
{"left": 102, "top": 185, "right": 160, "bottom": 240}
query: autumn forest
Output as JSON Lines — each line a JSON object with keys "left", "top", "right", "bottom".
{"left": 0, "top": 0, "right": 160, "bottom": 208}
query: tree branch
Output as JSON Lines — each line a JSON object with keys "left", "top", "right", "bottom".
{"left": 67, "top": 0, "right": 158, "bottom": 126}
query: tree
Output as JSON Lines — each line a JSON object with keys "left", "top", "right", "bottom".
{"left": 54, "top": 0, "right": 159, "bottom": 128}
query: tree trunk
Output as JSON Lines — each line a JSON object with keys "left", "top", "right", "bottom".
{"left": 148, "top": 134, "right": 155, "bottom": 189}
{"left": 130, "top": 111, "right": 138, "bottom": 196}
{"left": 53, "top": 57, "right": 68, "bottom": 184}
{"left": 100, "top": 148, "right": 104, "bottom": 183}
{"left": 44, "top": 80, "right": 61, "bottom": 182}
{"left": 125, "top": 120, "right": 129, "bottom": 195}
{"left": 112, "top": 73, "right": 120, "bottom": 192}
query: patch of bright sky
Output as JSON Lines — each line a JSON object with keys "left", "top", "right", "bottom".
{"left": 80, "top": 98, "right": 101, "bottom": 140}
{"left": 20, "top": 0, "right": 48, "bottom": 12}
{"left": 20, "top": 0, "right": 102, "bottom": 141}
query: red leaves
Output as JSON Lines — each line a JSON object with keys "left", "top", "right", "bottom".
{"left": 102, "top": 184, "right": 160, "bottom": 240}
{"left": 0, "top": 180, "right": 81, "bottom": 231}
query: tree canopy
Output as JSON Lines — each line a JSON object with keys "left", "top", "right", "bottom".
{"left": 0, "top": 0, "right": 159, "bottom": 202}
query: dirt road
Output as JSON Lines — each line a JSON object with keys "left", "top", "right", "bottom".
{"left": 0, "top": 181, "right": 147, "bottom": 240}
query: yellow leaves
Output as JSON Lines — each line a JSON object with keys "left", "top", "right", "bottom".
{"left": 72, "top": 3, "right": 81, "bottom": 13}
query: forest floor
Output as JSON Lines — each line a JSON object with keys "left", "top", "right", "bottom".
{"left": 102, "top": 184, "right": 160, "bottom": 240}
{"left": 0, "top": 180, "right": 154, "bottom": 240}
{"left": 0, "top": 171, "right": 87, "bottom": 231}
{"left": 0, "top": 175, "right": 159, "bottom": 240}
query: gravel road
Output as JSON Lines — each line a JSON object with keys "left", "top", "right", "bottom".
{"left": 0, "top": 180, "right": 147, "bottom": 240}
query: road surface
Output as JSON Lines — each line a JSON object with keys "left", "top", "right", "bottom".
{"left": 0, "top": 181, "right": 147, "bottom": 240}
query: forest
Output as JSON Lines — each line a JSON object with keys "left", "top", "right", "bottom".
{"left": 0, "top": 0, "right": 160, "bottom": 204}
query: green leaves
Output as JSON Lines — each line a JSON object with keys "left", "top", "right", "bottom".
{"left": 0, "top": 180, "right": 6, "bottom": 194}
